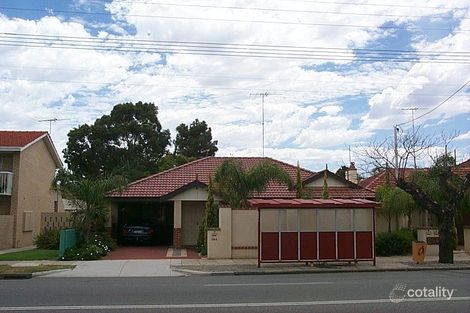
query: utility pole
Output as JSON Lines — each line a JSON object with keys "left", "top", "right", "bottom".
{"left": 394, "top": 125, "right": 399, "bottom": 180}
{"left": 38, "top": 118, "right": 70, "bottom": 134}
{"left": 401, "top": 107, "right": 425, "bottom": 169}
{"left": 250, "top": 92, "right": 269, "bottom": 157}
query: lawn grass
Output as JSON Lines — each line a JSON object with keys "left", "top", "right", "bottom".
{"left": 0, "top": 264, "right": 74, "bottom": 274}
{"left": 0, "top": 249, "right": 59, "bottom": 261}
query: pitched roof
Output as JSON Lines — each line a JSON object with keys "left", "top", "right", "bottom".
{"left": 360, "top": 160, "right": 470, "bottom": 192}
{"left": 109, "top": 156, "right": 313, "bottom": 198}
{"left": 359, "top": 168, "right": 419, "bottom": 191}
{"left": 109, "top": 156, "right": 374, "bottom": 200}
{"left": 454, "top": 158, "right": 470, "bottom": 178}
{"left": 249, "top": 198, "right": 377, "bottom": 209}
{"left": 303, "top": 169, "right": 359, "bottom": 188}
{"left": 304, "top": 186, "right": 375, "bottom": 199}
{"left": 0, "top": 130, "right": 62, "bottom": 167}
{"left": 0, "top": 131, "right": 48, "bottom": 148}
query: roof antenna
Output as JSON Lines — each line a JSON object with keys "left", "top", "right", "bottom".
{"left": 38, "top": 118, "right": 70, "bottom": 134}
{"left": 348, "top": 145, "right": 351, "bottom": 164}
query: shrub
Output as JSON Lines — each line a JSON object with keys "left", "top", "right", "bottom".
{"left": 92, "top": 233, "right": 117, "bottom": 251}
{"left": 376, "top": 229, "right": 415, "bottom": 256}
{"left": 61, "top": 232, "right": 116, "bottom": 261}
{"left": 34, "top": 229, "right": 60, "bottom": 250}
{"left": 62, "top": 243, "right": 106, "bottom": 261}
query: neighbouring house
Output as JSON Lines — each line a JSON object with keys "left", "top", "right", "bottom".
{"left": 0, "top": 131, "right": 64, "bottom": 249}
{"left": 359, "top": 159, "right": 470, "bottom": 238}
{"left": 107, "top": 157, "right": 375, "bottom": 258}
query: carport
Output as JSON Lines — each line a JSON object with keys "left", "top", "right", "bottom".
{"left": 116, "top": 201, "right": 173, "bottom": 246}
{"left": 249, "top": 199, "right": 377, "bottom": 267}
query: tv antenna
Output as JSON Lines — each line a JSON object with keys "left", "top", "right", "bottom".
{"left": 38, "top": 118, "right": 70, "bottom": 134}
{"left": 401, "top": 107, "right": 427, "bottom": 168}
{"left": 250, "top": 92, "right": 270, "bottom": 157}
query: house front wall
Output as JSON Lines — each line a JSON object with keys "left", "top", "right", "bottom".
{"left": 169, "top": 186, "right": 221, "bottom": 248}
{"left": 13, "top": 139, "right": 63, "bottom": 248}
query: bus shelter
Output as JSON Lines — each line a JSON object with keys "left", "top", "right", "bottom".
{"left": 249, "top": 199, "right": 377, "bottom": 267}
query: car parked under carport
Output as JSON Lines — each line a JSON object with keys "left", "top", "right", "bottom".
{"left": 117, "top": 202, "right": 173, "bottom": 246}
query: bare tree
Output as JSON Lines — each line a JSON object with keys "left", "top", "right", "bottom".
{"left": 359, "top": 128, "right": 470, "bottom": 263}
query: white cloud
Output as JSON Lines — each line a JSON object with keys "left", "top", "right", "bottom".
{"left": 0, "top": 0, "right": 469, "bottom": 171}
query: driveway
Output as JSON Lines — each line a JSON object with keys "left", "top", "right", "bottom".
{"left": 44, "top": 259, "right": 185, "bottom": 277}
{"left": 103, "top": 246, "right": 200, "bottom": 260}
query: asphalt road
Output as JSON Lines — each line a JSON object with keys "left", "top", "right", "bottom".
{"left": 0, "top": 270, "right": 469, "bottom": 313}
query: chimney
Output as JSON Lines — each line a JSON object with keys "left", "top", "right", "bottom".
{"left": 346, "top": 162, "right": 358, "bottom": 184}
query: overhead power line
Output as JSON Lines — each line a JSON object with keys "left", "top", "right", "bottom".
{"left": 1, "top": 33, "right": 470, "bottom": 64}
{"left": 1, "top": 3, "right": 467, "bottom": 21}
{"left": 398, "top": 79, "right": 470, "bottom": 126}
{"left": 2, "top": 32, "right": 469, "bottom": 56}
{"left": 112, "top": 0, "right": 469, "bottom": 11}
{"left": 0, "top": 6, "right": 468, "bottom": 32}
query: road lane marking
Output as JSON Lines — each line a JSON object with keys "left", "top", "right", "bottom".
{"left": 204, "top": 282, "right": 333, "bottom": 286}
{"left": 1, "top": 297, "right": 469, "bottom": 311}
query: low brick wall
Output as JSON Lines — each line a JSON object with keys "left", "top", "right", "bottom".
{"left": 0, "top": 215, "right": 14, "bottom": 249}
{"left": 40, "top": 212, "right": 72, "bottom": 231}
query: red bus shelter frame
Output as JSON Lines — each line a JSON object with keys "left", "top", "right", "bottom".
{"left": 249, "top": 199, "right": 377, "bottom": 268}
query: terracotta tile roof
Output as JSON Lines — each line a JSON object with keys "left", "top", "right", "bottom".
{"left": 109, "top": 156, "right": 374, "bottom": 200}
{"left": 109, "top": 157, "right": 314, "bottom": 198}
{"left": 360, "top": 160, "right": 470, "bottom": 192}
{"left": 454, "top": 158, "right": 470, "bottom": 178}
{"left": 0, "top": 131, "right": 48, "bottom": 148}
{"left": 249, "top": 198, "right": 377, "bottom": 208}
{"left": 303, "top": 186, "right": 375, "bottom": 199}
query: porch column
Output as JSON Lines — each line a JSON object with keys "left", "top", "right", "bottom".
{"left": 173, "top": 200, "right": 182, "bottom": 248}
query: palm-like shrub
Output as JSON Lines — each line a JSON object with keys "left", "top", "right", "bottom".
{"left": 52, "top": 170, "right": 126, "bottom": 244}
{"left": 213, "top": 160, "right": 293, "bottom": 209}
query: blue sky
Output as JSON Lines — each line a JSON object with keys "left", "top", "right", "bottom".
{"left": 0, "top": 0, "right": 469, "bottom": 173}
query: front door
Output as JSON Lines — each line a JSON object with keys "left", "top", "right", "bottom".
{"left": 182, "top": 202, "right": 205, "bottom": 246}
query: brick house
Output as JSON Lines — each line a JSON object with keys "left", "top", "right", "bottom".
{"left": 0, "top": 131, "right": 63, "bottom": 249}
{"left": 107, "top": 157, "right": 374, "bottom": 254}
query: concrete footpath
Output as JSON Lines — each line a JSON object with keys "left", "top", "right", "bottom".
{"left": 171, "top": 251, "right": 470, "bottom": 276}
{"left": 1, "top": 251, "right": 469, "bottom": 278}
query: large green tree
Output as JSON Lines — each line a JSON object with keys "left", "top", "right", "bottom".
{"left": 362, "top": 130, "right": 470, "bottom": 263}
{"left": 400, "top": 155, "right": 470, "bottom": 263}
{"left": 174, "top": 119, "right": 218, "bottom": 158}
{"left": 376, "top": 185, "right": 414, "bottom": 233}
{"left": 63, "top": 102, "right": 171, "bottom": 181}
{"left": 213, "top": 160, "right": 293, "bottom": 209}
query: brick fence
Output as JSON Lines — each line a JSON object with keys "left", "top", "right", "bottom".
{"left": 40, "top": 212, "right": 72, "bottom": 231}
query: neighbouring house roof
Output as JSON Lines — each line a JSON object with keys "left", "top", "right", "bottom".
{"left": 359, "top": 168, "right": 417, "bottom": 191}
{"left": 0, "top": 130, "right": 62, "bottom": 167}
{"left": 454, "top": 159, "right": 470, "bottom": 178}
{"left": 305, "top": 186, "right": 375, "bottom": 199}
{"left": 248, "top": 198, "right": 377, "bottom": 208}
{"left": 0, "top": 131, "right": 47, "bottom": 148}
{"left": 109, "top": 156, "right": 374, "bottom": 200}
{"left": 360, "top": 159, "right": 470, "bottom": 192}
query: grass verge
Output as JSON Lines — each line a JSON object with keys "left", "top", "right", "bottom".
{"left": 0, "top": 249, "right": 59, "bottom": 261}
{"left": 0, "top": 264, "right": 75, "bottom": 274}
